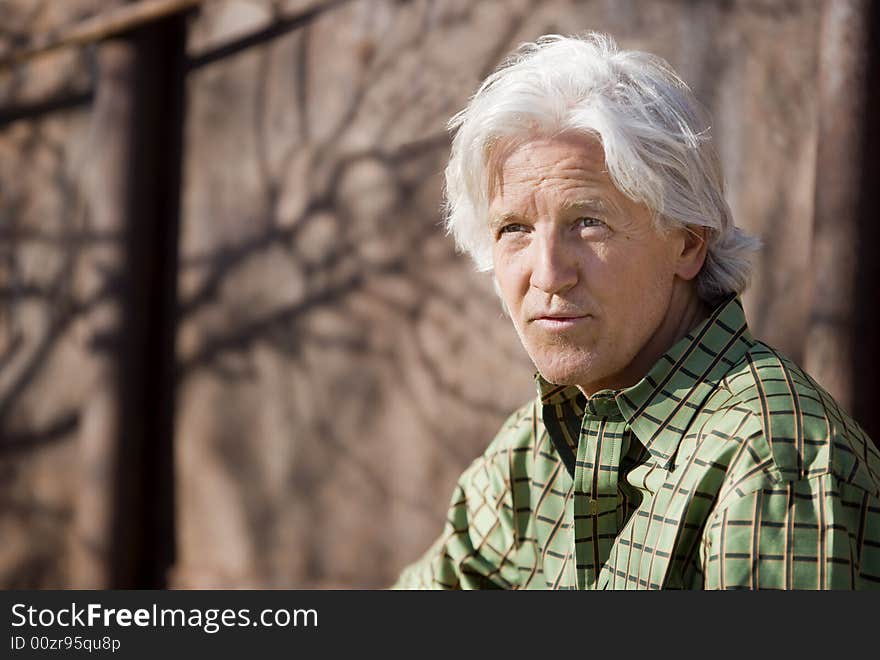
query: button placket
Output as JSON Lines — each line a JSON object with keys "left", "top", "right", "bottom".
{"left": 573, "top": 407, "right": 628, "bottom": 589}
{"left": 572, "top": 416, "right": 597, "bottom": 589}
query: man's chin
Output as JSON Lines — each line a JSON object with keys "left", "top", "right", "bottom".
{"left": 534, "top": 362, "right": 592, "bottom": 388}
{"left": 526, "top": 345, "right": 602, "bottom": 388}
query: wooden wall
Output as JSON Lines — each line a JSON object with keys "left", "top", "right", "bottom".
{"left": 0, "top": 0, "right": 874, "bottom": 588}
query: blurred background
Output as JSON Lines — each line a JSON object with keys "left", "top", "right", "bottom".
{"left": 0, "top": 0, "right": 878, "bottom": 589}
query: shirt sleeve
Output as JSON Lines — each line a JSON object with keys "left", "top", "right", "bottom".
{"left": 700, "top": 473, "right": 880, "bottom": 589}
{"left": 392, "top": 433, "right": 522, "bottom": 590}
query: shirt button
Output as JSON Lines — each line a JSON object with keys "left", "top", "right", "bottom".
{"left": 588, "top": 499, "right": 599, "bottom": 515}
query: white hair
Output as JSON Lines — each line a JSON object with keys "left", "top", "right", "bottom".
{"left": 444, "top": 32, "right": 760, "bottom": 302}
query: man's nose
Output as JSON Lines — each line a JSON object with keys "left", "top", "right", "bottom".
{"left": 529, "top": 232, "right": 578, "bottom": 295}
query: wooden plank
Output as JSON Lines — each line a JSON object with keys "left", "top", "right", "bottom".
{"left": 805, "top": 0, "right": 869, "bottom": 409}
{"left": 0, "top": 0, "right": 203, "bottom": 69}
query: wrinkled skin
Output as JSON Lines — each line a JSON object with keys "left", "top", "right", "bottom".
{"left": 489, "top": 133, "right": 709, "bottom": 396}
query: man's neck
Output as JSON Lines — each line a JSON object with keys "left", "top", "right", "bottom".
{"left": 578, "top": 282, "right": 710, "bottom": 397}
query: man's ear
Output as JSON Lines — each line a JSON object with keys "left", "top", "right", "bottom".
{"left": 675, "top": 225, "right": 708, "bottom": 282}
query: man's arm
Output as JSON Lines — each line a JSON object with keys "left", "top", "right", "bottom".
{"left": 392, "top": 425, "right": 525, "bottom": 589}
{"left": 700, "top": 474, "right": 880, "bottom": 589}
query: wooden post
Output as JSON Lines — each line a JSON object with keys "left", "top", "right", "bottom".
{"left": 70, "top": 12, "right": 186, "bottom": 588}
{"left": 805, "top": 0, "right": 869, "bottom": 411}
{"left": 851, "top": 2, "right": 880, "bottom": 442}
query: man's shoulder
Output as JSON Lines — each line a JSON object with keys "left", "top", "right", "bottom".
{"left": 451, "top": 398, "right": 544, "bottom": 498}
{"left": 707, "top": 339, "right": 880, "bottom": 495}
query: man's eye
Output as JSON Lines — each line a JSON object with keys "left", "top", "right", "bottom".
{"left": 498, "top": 223, "right": 529, "bottom": 236}
{"left": 576, "top": 216, "right": 605, "bottom": 229}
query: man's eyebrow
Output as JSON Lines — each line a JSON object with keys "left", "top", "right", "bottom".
{"left": 561, "top": 198, "right": 608, "bottom": 214}
{"left": 488, "top": 211, "right": 522, "bottom": 231}
{"left": 488, "top": 199, "right": 610, "bottom": 230}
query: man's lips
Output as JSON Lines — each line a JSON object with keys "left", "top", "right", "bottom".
{"left": 529, "top": 311, "right": 591, "bottom": 321}
{"left": 529, "top": 313, "right": 591, "bottom": 328}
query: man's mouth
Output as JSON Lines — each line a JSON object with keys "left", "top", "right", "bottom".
{"left": 530, "top": 314, "right": 591, "bottom": 329}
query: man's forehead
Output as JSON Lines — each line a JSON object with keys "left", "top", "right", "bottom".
{"left": 490, "top": 130, "right": 606, "bottom": 168}
{"left": 486, "top": 134, "right": 620, "bottom": 213}
{"left": 488, "top": 133, "right": 610, "bottom": 192}
{"left": 491, "top": 196, "right": 608, "bottom": 217}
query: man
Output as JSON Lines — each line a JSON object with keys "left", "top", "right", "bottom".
{"left": 394, "top": 33, "right": 880, "bottom": 589}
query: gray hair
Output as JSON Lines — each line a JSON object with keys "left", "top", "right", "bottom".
{"left": 444, "top": 32, "right": 760, "bottom": 302}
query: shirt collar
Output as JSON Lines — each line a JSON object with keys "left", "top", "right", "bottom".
{"left": 535, "top": 295, "right": 755, "bottom": 468}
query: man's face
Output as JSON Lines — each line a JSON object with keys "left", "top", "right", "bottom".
{"left": 489, "top": 133, "right": 688, "bottom": 394}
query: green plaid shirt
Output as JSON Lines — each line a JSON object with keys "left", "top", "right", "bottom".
{"left": 394, "top": 296, "right": 880, "bottom": 589}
